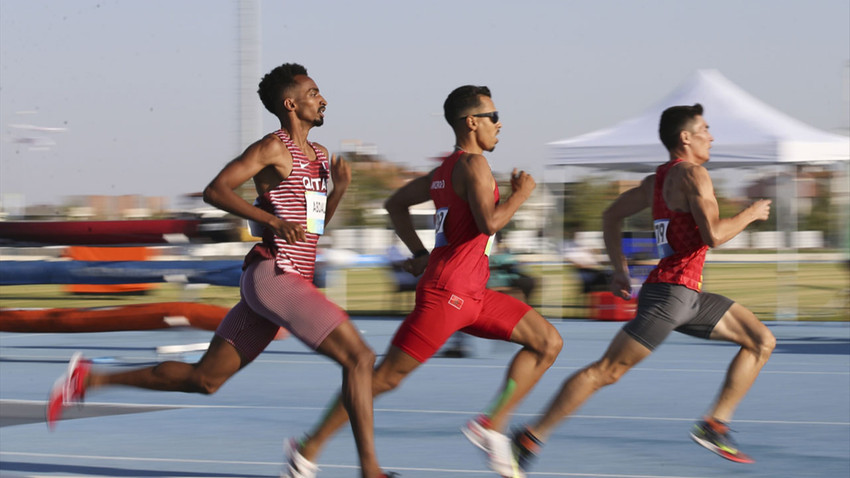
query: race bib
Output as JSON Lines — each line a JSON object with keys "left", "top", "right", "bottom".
{"left": 654, "top": 219, "right": 674, "bottom": 258}
{"left": 434, "top": 207, "right": 448, "bottom": 248}
{"left": 484, "top": 234, "right": 495, "bottom": 256}
{"left": 305, "top": 191, "right": 327, "bottom": 235}
{"left": 247, "top": 197, "right": 264, "bottom": 237}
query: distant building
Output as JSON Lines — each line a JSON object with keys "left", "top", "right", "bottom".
{"left": 745, "top": 168, "right": 822, "bottom": 216}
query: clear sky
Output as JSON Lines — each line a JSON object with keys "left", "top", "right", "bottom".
{"left": 1, "top": 0, "right": 848, "bottom": 207}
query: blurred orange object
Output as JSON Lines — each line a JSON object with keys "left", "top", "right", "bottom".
{"left": 63, "top": 246, "right": 158, "bottom": 294}
{"left": 0, "top": 302, "right": 227, "bottom": 332}
{"left": 0, "top": 302, "right": 290, "bottom": 341}
{"left": 587, "top": 291, "right": 637, "bottom": 321}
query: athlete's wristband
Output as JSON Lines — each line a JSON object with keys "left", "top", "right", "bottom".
{"left": 413, "top": 249, "right": 429, "bottom": 259}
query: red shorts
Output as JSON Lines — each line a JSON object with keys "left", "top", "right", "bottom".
{"left": 391, "top": 287, "right": 532, "bottom": 363}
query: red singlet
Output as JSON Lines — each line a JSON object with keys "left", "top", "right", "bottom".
{"left": 390, "top": 150, "right": 530, "bottom": 363}
{"left": 645, "top": 159, "right": 708, "bottom": 291}
{"left": 419, "top": 150, "right": 498, "bottom": 299}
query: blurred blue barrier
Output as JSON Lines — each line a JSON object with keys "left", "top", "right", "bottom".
{"left": 0, "top": 260, "right": 243, "bottom": 287}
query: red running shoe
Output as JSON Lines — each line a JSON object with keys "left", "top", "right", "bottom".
{"left": 46, "top": 352, "right": 91, "bottom": 430}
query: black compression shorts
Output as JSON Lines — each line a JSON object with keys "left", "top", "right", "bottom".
{"left": 622, "top": 282, "right": 733, "bottom": 351}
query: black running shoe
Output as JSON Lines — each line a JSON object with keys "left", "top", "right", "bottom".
{"left": 689, "top": 419, "right": 754, "bottom": 464}
{"left": 511, "top": 426, "right": 542, "bottom": 471}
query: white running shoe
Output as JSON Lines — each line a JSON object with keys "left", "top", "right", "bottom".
{"left": 281, "top": 438, "right": 319, "bottom": 478}
{"left": 462, "top": 415, "right": 525, "bottom": 478}
{"left": 487, "top": 430, "right": 525, "bottom": 478}
{"left": 461, "top": 415, "right": 490, "bottom": 452}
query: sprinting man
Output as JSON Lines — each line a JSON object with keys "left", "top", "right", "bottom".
{"left": 46, "top": 63, "right": 396, "bottom": 478}
{"left": 284, "top": 85, "right": 562, "bottom": 478}
{"left": 511, "top": 103, "right": 775, "bottom": 470}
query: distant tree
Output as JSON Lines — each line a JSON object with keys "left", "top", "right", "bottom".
{"left": 555, "top": 177, "right": 745, "bottom": 239}
{"left": 716, "top": 194, "right": 748, "bottom": 228}
{"left": 802, "top": 180, "right": 835, "bottom": 247}
{"left": 561, "top": 178, "right": 620, "bottom": 237}
{"left": 331, "top": 153, "right": 403, "bottom": 228}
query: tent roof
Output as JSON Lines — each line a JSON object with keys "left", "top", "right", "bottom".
{"left": 549, "top": 70, "right": 850, "bottom": 171}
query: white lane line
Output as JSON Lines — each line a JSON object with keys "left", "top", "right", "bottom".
{"left": 266, "top": 361, "right": 850, "bottom": 376}
{"left": 0, "top": 451, "right": 720, "bottom": 477}
{"left": 0, "top": 450, "right": 271, "bottom": 465}
{"left": 3, "top": 399, "right": 846, "bottom": 427}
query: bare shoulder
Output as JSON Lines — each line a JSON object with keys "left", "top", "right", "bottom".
{"left": 459, "top": 153, "right": 496, "bottom": 188}
{"left": 458, "top": 153, "right": 492, "bottom": 176}
{"left": 677, "top": 161, "right": 710, "bottom": 182}
{"left": 254, "top": 133, "right": 288, "bottom": 154}
{"left": 250, "top": 134, "right": 291, "bottom": 165}
{"left": 453, "top": 153, "right": 493, "bottom": 198}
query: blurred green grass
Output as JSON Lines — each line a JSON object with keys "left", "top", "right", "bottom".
{"left": 1, "top": 262, "right": 847, "bottom": 321}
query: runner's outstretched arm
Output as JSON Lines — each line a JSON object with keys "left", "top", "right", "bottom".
{"left": 385, "top": 170, "right": 435, "bottom": 253}
{"left": 602, "top": 175, "right": 653, "bottom": 299}
{"left": 203, "top": 136, "right": 306, "bottom": 244}
{"left": 385, "top": 170, "right": 435, "bottom": 275}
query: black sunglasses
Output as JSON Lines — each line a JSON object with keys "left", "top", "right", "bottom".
{"left": 461, "top": 111, "right": 499, "bottom": 124}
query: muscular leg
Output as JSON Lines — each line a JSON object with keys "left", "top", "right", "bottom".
{"left": 704, "top": 303, "right": 775, "bottom": 422}
{"left": 310, "top": 319, "right": 384, "bottom": 478}
{"left": 87, "top": 335, "right": 244, "bottom": 394}
{"left": 485, "top": 309, "right": 562, "bottom": 432}
{"left": 528, "top": 330, "right": 652, "bottom": 442}
{"left": 299, "top": 345, "right": 422, "bottom": 469}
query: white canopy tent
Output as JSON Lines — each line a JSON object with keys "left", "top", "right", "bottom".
{"left": 548, "top": 69, "right": 849, "bottom": 172}
{"left": 543, "top": 69, "right": 849, "bottom": 320}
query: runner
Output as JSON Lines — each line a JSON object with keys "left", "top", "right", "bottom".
{"left": 288, "top": 85, "right": 563, "bottom": 478}
{"left": 46, "top": 63, "right": 396, "bottom": 478}
{"left": 511, "top": 103, "right": 776, "bottom": 471}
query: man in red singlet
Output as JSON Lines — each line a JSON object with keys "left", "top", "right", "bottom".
{"left": 289, "top": 85, "right": 562, "bottom": 478}
{"left": 510, "top": 104, "right": 775, "bottom": 470}
{"left": 46, "top": 63, "right": 396, "bottom": 478}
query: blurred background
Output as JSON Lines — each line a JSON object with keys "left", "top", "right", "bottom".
{"left": 1, "top": 0, "right": 848, "bottom": 324}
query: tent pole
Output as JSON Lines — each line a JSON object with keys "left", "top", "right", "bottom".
{"left": 775, "top": 164, "right": 799, "bottom": 320}
{"left": 541, "top": 165, "right": 565, "bottom": 318}
{"left": 842, "top": 161, "right": 850, "bottom": 257}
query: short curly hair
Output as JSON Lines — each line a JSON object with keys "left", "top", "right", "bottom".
{"left": 257, "top": 63, "right": 309, "bottom": 116}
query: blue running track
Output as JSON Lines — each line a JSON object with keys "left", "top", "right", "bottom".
{"left": 1, "top": 318, "right": 848, "bottom": 478}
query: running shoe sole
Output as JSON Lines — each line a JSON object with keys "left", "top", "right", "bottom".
{"left": 689, "top": 430, "right": 755, "bottom": 464}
